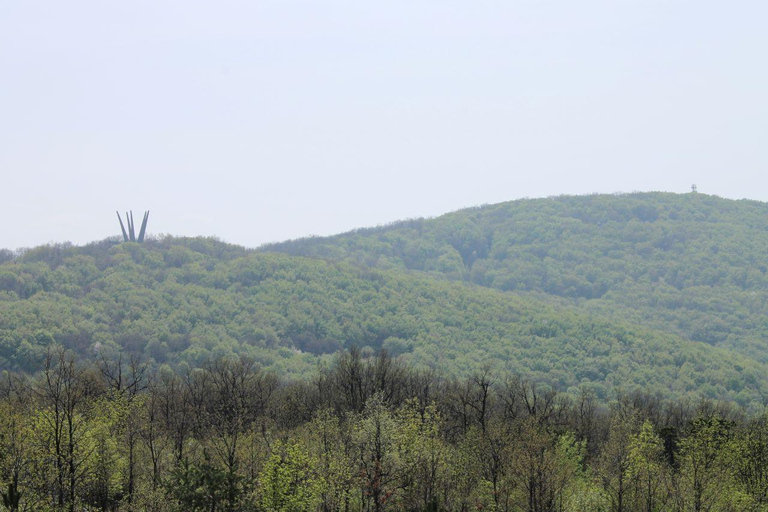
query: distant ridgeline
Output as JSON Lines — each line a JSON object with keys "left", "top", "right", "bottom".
{"left": 1, "top": 193, "right": 768, "bottom": 408}
{"left": 263, "top": 192, "right": 768, "bottom": 361}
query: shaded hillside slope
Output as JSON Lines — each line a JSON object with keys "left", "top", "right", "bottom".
{"left": 0, "top": 237, "right": 766, "bottom": 406}
{"left": 263, "top": 192, "right": 768, "bottom": 361}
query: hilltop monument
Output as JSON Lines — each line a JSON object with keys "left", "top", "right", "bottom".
{"left": 116, "top": 210, "right": 150, "bottom": 242}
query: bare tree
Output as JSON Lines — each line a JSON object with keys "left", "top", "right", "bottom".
{"left": 35, "top": 347, "right": 98, "bottom": 512}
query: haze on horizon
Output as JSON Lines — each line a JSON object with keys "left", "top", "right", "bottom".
{"left": 1, "top": 1, "right": 766, "bottom": 251}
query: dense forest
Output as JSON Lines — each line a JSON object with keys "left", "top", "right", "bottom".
{"left": 0, "top": 230, "right": 765, "bottom": 406}
{"left": 4, "top": 192, "right": 768, "bottom": 510}
{"left": 265, "top": 193, "right": 768, "bottom": 363}
{"left": 2, "top": 347, "right": 768, "bottom": 511}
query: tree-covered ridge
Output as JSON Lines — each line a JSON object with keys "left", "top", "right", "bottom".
{"left": 263, "top": 192, "right": 768, "bottom": 361}
{"left": 0, "top": 236, "right": 765, "bottom": 406}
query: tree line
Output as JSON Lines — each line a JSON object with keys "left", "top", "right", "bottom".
{"left": 2, "top": 239, "right": 762, "bottom": 408}
{"left": 1, "top": 347, "right": 767, "bottom": 511}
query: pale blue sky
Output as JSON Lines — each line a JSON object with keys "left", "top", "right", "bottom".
{"left": 1, "top": 1, "right": 766, "bottom": 249}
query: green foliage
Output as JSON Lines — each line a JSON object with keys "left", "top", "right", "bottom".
{"left": 677, "top": 416, "right": 735, "bottom": 511}
{"left": 5, "top": 192, "right": 768, "bottom": 413}
{"left": 266, "top": 192, "right": 768, "bottom": 366}
{"left": 167, "top": 455, "right": 231, "bottom": 512}
{"left": 300, "top": 410, "right": 355, "bottom": 510}
{"left": 2, "top": 228, "right": 767, "bottom": 406}
{"left": 1, "top": 480, "right": 21, "bottom": 512}
{"left": 3, "top": 350, "right": 768, "bottom": 511}
{"left": 0, "top": 403, "right": 28, "bottom": 512}
{"left": 625, "top": 420, "right": 669, "bottom": 511}
{"left": 730, "top": 416, "right": 768, "bottom": 507}
{"left": 259, "top": 441, "right": 322, "bottom": 512}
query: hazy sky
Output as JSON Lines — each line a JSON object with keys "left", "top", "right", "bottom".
{"left": 2, "top": 1, "right": 766, "bottom": 250}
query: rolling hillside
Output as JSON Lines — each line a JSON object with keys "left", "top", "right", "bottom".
{"left": 1, "top": 226, "right": 767, "bottom": 406}
{"left": 264, "top": 192, "right": 768, "bottom": 363}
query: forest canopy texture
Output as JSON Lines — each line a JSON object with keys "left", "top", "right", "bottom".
{"left": 2, "top": 193, "right": 768, "bottom": 405}
{"left": 3, "top": 192, "right": 768, "bottom": 510}
{"left": 0, "top": 348, "right": 766, "bottom": 511}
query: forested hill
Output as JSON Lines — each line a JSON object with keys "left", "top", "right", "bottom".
{"left": 1, "top": 236, "right": 767, "bottom": 406}
{"left": 263, "top": 192, "right": 768, "bottom": 363}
